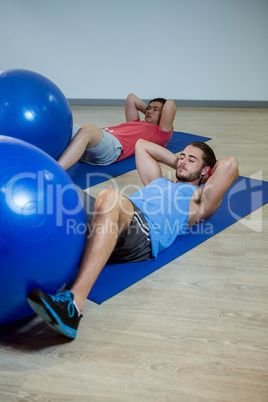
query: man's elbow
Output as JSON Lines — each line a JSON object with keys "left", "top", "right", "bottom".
{"left": 126, "top": 93, "right": 135, "bottom": 101}
{"left": 163, "top": 99, "right": 177, "bottom": 122}
{"left": 165, "top": 99, "right": 176, "bottom": 111}
{"left": 227, "top": 157, "right": 239, "bottom": 180}
{"left": 230, "top": 157, "right": 239, "bottom": 171}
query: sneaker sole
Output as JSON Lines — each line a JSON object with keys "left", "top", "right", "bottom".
{"left": 27, "top": 296, "right": 77, "bottom": 339}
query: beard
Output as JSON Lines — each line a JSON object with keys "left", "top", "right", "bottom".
{"left": 176, "top": 165, "right": 204, "bottom": 183}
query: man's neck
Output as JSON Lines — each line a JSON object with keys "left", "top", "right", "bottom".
{"left": 176, "top": 178, "right": 200, "bottom": 186}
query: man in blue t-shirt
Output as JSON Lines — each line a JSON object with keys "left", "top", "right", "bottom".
{"left": 28, "top": 139, "right": 239, "bottom": 339}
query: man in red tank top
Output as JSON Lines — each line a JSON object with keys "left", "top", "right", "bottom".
{"left": 57, "top": 93, "right": 176, "bottom": 170}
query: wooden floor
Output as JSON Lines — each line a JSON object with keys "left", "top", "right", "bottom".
{"left": 1, "top": 106, "right": 267, "bottom": 401}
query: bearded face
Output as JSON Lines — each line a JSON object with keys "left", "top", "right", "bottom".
{"left": 176, "top": 164, "right": 205, "bottom": 183}
{"left": 175, "top": 145, "right": 208, "bottom": 184}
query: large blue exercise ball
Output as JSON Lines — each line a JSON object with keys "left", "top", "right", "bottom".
{"left": 0, "top": 136, "right": 86, "bottom": 325}
{"left": 0, "top": 69, "right": 73, "bottom": 159}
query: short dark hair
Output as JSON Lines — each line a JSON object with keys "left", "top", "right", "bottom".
{"left": 190, "top": 141, "right": 216, "bottom": 167}
{"left": 148, "top": 97, "right": 167, "bottom": 106}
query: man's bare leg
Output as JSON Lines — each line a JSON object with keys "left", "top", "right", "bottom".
{"left": 57, "top": 124, "right": 103, "bottom": 170}
{"left": 70, "top": 189, "right": 134, "bottom": 312}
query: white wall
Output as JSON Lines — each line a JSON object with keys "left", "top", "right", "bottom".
{"left": 1, "top": 0, "right": 267, "bottom": 101}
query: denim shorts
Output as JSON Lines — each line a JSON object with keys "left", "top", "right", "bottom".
{"left": 74, "top": 125, "right": 123, "bottom": 166}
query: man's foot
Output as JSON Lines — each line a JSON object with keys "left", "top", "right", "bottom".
{"left": 27, "top": 289, "right": 82, "bottom": 339}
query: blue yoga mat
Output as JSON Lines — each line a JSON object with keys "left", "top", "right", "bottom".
{"left": 67, "top": 131, "right": 211, "bottom": 189}
{"left": 87, "top": 176, "right": 268, "bottom": 304}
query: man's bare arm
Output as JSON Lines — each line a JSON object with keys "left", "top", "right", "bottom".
{"left": 158, "top": 99, "right": 177, "bottom": 132}
{"left": 135, "top": 139, "right": 179, "bottom": 185}
{"left": 125, "top": 93, "right": 147, "bottom": 122}
{"left": 199, "top": 157, "right": 239, "bottom": 221}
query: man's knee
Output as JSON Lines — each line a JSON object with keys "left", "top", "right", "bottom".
{"left": 94, "top": 189, "right": 120, "bottom": 216}
{"left": 81, "top": 123, "right": 95, "bottom": 131}
{"left": 79, "top": 124, "right": 102, "bottom": 148}
{"left": 79, "top": 124, "right": 95, "bottom": 138}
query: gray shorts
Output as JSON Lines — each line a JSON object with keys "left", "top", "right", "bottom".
{"left": 78, "top": 189, "right": 152, "bottom": 263}
{"left": 72, "top": 123, "right": 82, "bottom": 138}
{"left": 73, "top": 125, "right": 123, "bottom": 166}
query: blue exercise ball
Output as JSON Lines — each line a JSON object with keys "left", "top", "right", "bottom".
{"left": 0, "top": 69, "right": 73, "bottom": 159}
{"left": 0, "top": 136, "right": 86, "bottom": 325}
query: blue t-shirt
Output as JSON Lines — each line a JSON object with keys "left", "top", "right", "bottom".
{"left": 129, "top": 178, "right": 199, "bottom": 258}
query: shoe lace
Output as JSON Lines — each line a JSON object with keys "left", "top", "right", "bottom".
{"left": 51, "top": 292, "right": 76, "bottom": 318}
